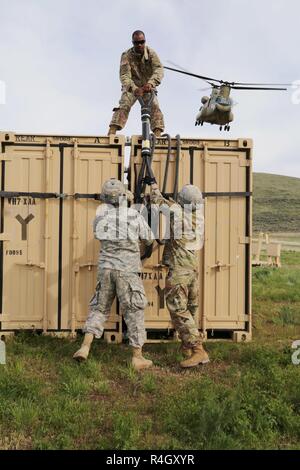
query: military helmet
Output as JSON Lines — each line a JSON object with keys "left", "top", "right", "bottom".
{"left": 100, "top": 178, "right": 126, "bottom": 204}
{"left": 177, "top": 184, "right": 203, "bottom": 209}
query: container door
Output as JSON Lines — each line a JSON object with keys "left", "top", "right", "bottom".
{"left": 0, "top": 139, "right": 60, "bottom": 330}
{"left": 203, "top": 150, "right": 251, "bottom": 330}
{"left": 61, "top": 138, "right": 124, "bottom": 334}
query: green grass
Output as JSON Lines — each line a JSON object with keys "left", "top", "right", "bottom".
{"left": 253, "top": 173, "right": 300, "bottom": 232}
{"left": 1, "top": 251, "right": 300, "bottom": 450}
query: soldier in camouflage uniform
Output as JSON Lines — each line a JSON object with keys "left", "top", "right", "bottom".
{"left": 73, "top": 178, "right": 154, "bottom": 371}
{"left": 108, "top": 30, "right": 165, "bottom": 137}
{"left": 151, "top": 184, "right": 210, "bottom": 368}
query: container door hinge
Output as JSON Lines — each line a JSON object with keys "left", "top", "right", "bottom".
{"left": 74, "top": 262, "right": 97, "bottom": 272}
{"left": 0, "top": 234, "right": 10, "bottom": 241}
{"left": 0, "top": 154, "right": 11, "bottom": 162}
{"left": 239, "top": 157, "right": 251, "bottom": 167}
{"left": 0, "top": 313, "right": 10, "bottom": 321}
{"left": 239, "top": 236, "right": 250, "bottom": 244}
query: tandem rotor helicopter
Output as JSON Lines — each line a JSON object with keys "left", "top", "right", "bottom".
{"left": 164, "top": 64, "right": 292, "bottom": 131}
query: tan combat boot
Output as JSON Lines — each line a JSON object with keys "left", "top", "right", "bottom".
{"left": 180, "top": 343, "right": 192, "bottom": 359}
{"left": 107, "top": 125, "right": 118, "bottom": 135}
{"left": 132, "top": 347, "right": 153, "bottom": 371}
{"left": 180, "top": 343, "right": 210, "bottom": 368}
{"left": 153, "top": 128, "right": 162, "bottom": 138}
{"left": 73, "top": 333, "right": 94, "bottom": 362}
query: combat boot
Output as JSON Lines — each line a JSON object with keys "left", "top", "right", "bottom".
{"left": 153, "top": 128, "right": 162, "bottom": 138}
{"left": 180, "top": 343, "right": 209, "bottom": 368}
{"left": 73, "top": 333, "right": 94, "bottom": 362}
{"left": 107, "top": 125, "right": 118, "bottom": 135}
{"left": 132, "top": 347, "right": 153, "bottom": 371}
{"left": 180, "top": 343, "right": 192, "bottom": 359}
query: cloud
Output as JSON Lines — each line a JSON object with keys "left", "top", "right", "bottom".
{"left": 0, "top": 0, "right": 299, "bottom": 176}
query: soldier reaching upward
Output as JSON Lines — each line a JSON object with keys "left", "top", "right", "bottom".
{"left": 108, "top": 30, "right": 165, "bottom": 137}
{"left": 73, "top": 178, "right": 154, "bottom": 371}
{"left": 150, "top": 184, "right": 210, "bottom": 368}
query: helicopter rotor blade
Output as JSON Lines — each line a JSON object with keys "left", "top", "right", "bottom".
{"left": 164, "top": 66, "right": 221, "bottom": 85}
{"left": 231, "top": 85, "right": 287, "bottom": 91}
{"left": 232, "top": 81, "right": 293, "bottom": 87}
{"left": 166, "top": 60, "right": 192, "bottom": 73}
{"left": 164, "top": 64, "right": 292, "bottom": 90}
{"left": 198, "top": 86, "right": 214, "bottom": 92}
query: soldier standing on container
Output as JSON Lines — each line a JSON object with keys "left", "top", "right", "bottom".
{"left": 150, "top": 184, "right": 210, "bottom": 368}
{"left": 73, "top": 178, "right": 154, "bottom": 371}
{"left": 108, "top": 30, "right": 165, "bottom": 137}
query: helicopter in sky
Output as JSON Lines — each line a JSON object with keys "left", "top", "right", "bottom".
{"left": 164, "top": 65, "right": 291, "bottom": 131}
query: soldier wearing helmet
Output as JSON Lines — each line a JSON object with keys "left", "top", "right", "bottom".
{"left": 151, "top": 184, "right": 210, "bottom": 368}
{"left": 73, "top": 178, "right": 154, "bottom": 370}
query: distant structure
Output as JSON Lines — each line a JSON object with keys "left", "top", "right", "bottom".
{"left": 252, "top": 232, "right": 281, "bottom": 268}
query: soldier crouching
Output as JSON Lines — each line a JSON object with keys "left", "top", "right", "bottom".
{"left": 108, "top": 30, "right": 165, "bottom": 137}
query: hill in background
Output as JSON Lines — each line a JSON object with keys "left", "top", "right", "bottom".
{"left": 253, "top": 173, "right": 300, "bottom": 232}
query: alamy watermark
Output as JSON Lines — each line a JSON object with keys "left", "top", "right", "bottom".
{"left": 94, "top": 199, "right": 205, "bottom": 251}
{"left": 291, "top": 340, "right": 300, "bottom": 365}
{"left": 291, "top": 80, "right": 300, "bottom": 104}
{"left": 0, "top": 339, "right": 6, "bottom": 365}
{"left": 0, "top": 80, "right": 6, "bottom": 104}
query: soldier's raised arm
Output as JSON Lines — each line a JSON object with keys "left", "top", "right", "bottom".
{"left": 119, "top": 51, "right": 138, "bottom": 93}
{"left": 147, "top": 49, "right": 164, "bottom": 88}
{"left": 137, "top": 212, "right": 155, "bottom": 246}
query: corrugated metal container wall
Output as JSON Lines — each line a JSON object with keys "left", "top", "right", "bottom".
{"left": 0, "top": 133, "right": 124, "bottom": 340}
{"left": 0, "top": 132, "right": 252, "bottom": 342}
{"left": 130, "top": 135, "right": 252, "bottom": 341}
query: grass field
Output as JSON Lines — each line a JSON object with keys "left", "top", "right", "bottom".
{"left": 253, "top": 173, "right": 300, "bottom": 233}
{"left": 1, "top": 250, "right": 300, "bottom": 450}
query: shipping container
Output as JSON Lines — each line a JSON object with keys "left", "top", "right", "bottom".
{"left": 0, "top": 132, "right": 124, "bottom": 341}
{"left": 130, "top": 135, "right": 252, "bottom": 341}
{"left": 0, "top": 132, "right": 252, "bottom": 342}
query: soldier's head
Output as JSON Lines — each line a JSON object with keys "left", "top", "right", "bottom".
{"left": 100, "top": 178, "right": 127, "bottom": 206}
{"left": 132, "top": 30, "right": 146, "bottom": 54}
{"left": 177, "top": 184, "right": 203, "bottom": 211}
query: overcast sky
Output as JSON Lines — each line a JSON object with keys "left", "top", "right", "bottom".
{"left": 0, "top": 0, "right": 299, "bottom": 177}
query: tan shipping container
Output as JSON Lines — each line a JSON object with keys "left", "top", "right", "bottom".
{"left": 0, "top": 132, "right": 124, "bottom": 340}
{"left": 130, "top": 135, "right": 252, "bottom": 341}
{"left": 0, "top": 132, "right": 252, "bottom": 342}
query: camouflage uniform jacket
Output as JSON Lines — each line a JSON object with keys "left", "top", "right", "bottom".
{"left": 153, "top": 194, "right": 205, "bottom": 272}
{"left": 119, "top": 46, "right": 164, "bottom": 93}
{"left": 93, "top": 203, "right": 154, "bottom": 273}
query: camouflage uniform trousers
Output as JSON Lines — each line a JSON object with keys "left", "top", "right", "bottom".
{"left": 109, "top": 90, "right": 165, "bottom": 132}
{"left": 83, "top": 269, "right": 147, "bottom": 348}
{"left": 165, "top": 269, "right": 202, "bottom": 348}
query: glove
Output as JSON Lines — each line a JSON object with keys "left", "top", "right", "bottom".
{"left": 134, "top": 87, "right": 144, "bottom": 97}
{"left": 142, "top": 83, "right": 153, "bottom": 93}
{"left": 126, "top": 189, "right": 134, "bottom": 202}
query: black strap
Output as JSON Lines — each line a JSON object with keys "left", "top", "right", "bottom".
{"left": 203, "top": 191, "right": 252, "bottom": 198}
{"left": 0, "top": 191, "right": 65, "bottom": 199}
{"left": 162, "top": 191, "right": 252, "bottom": 199}
{"left": 74, "top": 193, "right": 101, "bottom": 200}
{"left": 0, "top": 191, "right": 102, "bottom": 200}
